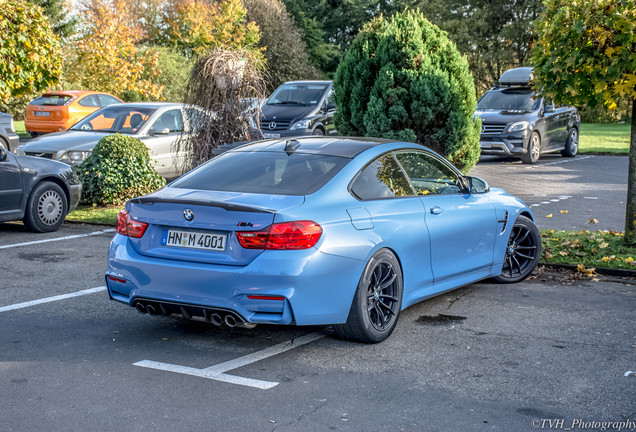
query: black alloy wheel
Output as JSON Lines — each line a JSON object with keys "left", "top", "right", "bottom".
{"left": 335, "top": 249, "right": 403, "bottom": 343}
{"left": 493, "top": 215, "right": 541, "bottom": 283}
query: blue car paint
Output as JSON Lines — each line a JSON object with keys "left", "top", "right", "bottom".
{"left": 106, "top": 139, "right": 534, "bottom": 326}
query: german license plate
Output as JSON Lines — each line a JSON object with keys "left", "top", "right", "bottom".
{"left": 161, "top": 229, "right": 226, "bottom": 251}
{"left": 263, "top": 133, "right": 280, "bottom": 138}
{"left": 479, "top": 142, "right": 491, "bottom": 149}
{"left": 34, "top": 111, "right": 50, "bottom": 117}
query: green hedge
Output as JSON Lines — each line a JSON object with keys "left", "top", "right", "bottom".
{"left": 78, "top": 134, "right": 165, "bottom": 205}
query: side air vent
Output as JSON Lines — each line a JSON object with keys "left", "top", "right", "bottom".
{"left": 498, "top": 211, "right": 509, "bottom": 234}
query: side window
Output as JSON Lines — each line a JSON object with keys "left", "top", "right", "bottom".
{"left": 98, "top": 95, "right": 121, "bottom": 106}
{"left": 351, "top": 153, "right": 413, "bottom": 200}
{"left": 394, "top": 151, "right": 462, "bottom": 196}
{"left": 324, "top": 89, "right": 335, "bottom": 110}
{"left": 78, "top": 95, "right": 101, "bottom": 107}
{"left": 151, "top": 109, "right": 184, "bottom": 133}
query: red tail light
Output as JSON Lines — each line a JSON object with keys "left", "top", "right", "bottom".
{"left": 236, "top": 220, "right": 322, "bottom": 250}
{"left": 116, "top": 209, "right": 149, "bottom": 238}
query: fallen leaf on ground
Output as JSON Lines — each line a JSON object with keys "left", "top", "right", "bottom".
{"left": 546, "top": 214, "right": 553, "bottom": 218}
{"left": 588, "top": 218, "right": 599, "bottom": 224}
{"left": 560, "top": 210, "right": 568, "bottom": 214}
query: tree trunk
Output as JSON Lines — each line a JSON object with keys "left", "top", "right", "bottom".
{"left": 625, "top": 99, "right": 636, "bottom": 244}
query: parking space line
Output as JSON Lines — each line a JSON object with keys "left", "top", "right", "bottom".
{"left": 0, "top": 286, "right": 106, "bottom": 313}
{"left": 0, "top": 229, "right": 115, "bottom": 250}
{"left": 134, "top": 331, "right": 328, "bottom": 389}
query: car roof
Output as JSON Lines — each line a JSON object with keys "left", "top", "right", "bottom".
{"left": 281, "top": 80, "right": 332, "bottom": 86}
{"left": 231, "top": 136, "right": 400, "bottom": 158}
{"left": 40, "top": 90, "right": 111, "bottom": 97}
{"left": 112, "top": 102, "right": 185, "bottom": 108}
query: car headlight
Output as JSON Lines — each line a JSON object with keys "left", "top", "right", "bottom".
{"left": 290, "top": 119, "right": 312, "bottom": 130}
{"left": 61, "top": 151, "right": 91, "bottom": 163}
{"left": 507, "top": 121, "right": 530, "bottom": 133}
{"left": 16, "top": 145, "right": 25, "bottom": 156}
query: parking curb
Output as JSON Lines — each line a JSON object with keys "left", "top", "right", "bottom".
{"left": 540, "top": 262, "right": 636, "bottom": 278}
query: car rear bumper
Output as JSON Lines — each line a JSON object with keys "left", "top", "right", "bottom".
{"left": 25, "top": 119, "right": 71, "bottom": 134}
{"left": 106, "top": 234, "right": 365, "bottom": 326}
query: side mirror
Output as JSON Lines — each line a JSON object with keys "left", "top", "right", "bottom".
{"left": 543, "top": 103, "right": 555, "bottom": 113}
{"left": 326, "top": 101, "right": 336, "bottom": 111}
{"left": 0, "top": 147, "right": 7, "bottom": 162}
{"left": 467, "top": 176, "right": 489, "bottom": 194}
{"left": 150, "top": 128, "right": 170, "bottom": 136}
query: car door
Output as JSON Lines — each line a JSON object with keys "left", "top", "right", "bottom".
{"left": 393, "top": 150, "right": 498, "bottom": 283}
{"left": 0, "top": 149, "right": 24, "bottom": 221}
{"left": 349, "top": 152, "right": 434, "bottom": 299}
{"left": 141, "top": 109, "right": 185, "bottom": 178}
{"left": 541, "top": 98, "right": 562, "bottom": 149}
{"left": 322, "top": 88, "right": 337, "bottom": 135}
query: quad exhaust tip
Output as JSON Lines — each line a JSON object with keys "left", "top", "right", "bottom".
{"left": 132, "top": 300, "right": 255, "bottom": 328}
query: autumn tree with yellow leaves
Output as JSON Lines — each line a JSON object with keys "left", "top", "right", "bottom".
{"left": 63, "top": 0, "right": 163, "bottom": 100}
{"left": 532, "top": 0, "right": 636, "bottom": 244}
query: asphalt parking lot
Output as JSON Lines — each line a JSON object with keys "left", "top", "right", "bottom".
{"left": 1, "top": 220, "right": 634, "bottom": 431}
{"left": 470, "top": 154, "right": 628, "bottom": 232}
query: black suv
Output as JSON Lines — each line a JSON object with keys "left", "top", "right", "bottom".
{"left": 475, "top": 67, "right": 580, "bottom": 164}
{"left": 250, "top": 81, "right": 336, "bottom": 139}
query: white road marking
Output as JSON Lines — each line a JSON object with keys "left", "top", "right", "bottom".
{"left": 584, "top": 197, "right": 598, "bottom": 200}
{"left": 525, "top": 155, "right": 594, "bottom": 168}
{"left": 0, "top": 286, "right": 107, "bottom": 313}
{"left": 0, "top": 229, "right": 115, "bottom": 250}
{"left": 530, "top": 196, "right": 572, "bottom": 209}
{"left": 134, "top": 331, "right": 328, "bottom": 389}
{"left": 625, "top": 370, "right": 635, "bottom": 377}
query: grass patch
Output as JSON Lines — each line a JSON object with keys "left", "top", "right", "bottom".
{"left": 13, "top": 120, "right": 30, "bottom": 138}
{"left": 579, "top": 122, "right": 630, "bottom": 154}
{"left": 541, "top": 229, "right": 636, "bottom": 270}
{"left": 66, "top": 204, "right": 121, "bottom": 225}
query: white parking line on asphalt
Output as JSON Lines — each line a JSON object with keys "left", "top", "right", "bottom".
{"left": 0, "top": 229, "right": 115, "bottom": 250}
{"left": 0, "top": 286, "right": 106, "bottom": 313}
{"left": 134, "top": 331, "right": 328, "bottom": 389}
{"left": 524, "top": 155, "right": 594, "bottom": 168}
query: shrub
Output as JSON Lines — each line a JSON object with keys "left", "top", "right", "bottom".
{"left": 78, "top": 134, "right": 165, "bottom": 205}
{"left": 333, "top": 9, "right": 481, "bottom": 173}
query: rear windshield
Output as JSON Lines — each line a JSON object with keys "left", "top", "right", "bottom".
{"left": 29, "top": 95, "right": 74, "bottom": 106}
{"left": 171, "top": 151, "right": 350, "bottom": 195}
{"left": 477, "top": 88, "right": 540, "bottom": 111}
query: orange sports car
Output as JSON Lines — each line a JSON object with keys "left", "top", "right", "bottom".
{"left": 25, "top": 91, "right": 123, "bottom": 137}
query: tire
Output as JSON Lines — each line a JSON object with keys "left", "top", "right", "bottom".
{"left": 335, "top": 249, "right": 403, "bottom": 343}
{"left": 312, "top": 127, "right": 325, "bottom": 136}
{"left": 561, "top": 127, "right": 578, "bottom": 157}
{"left": 492, "top": 215, "right": 541, "bottom": 283}
{"left": 521, "top": 132, "right": 541, "bottom": 164}
{"left": 23, "top": 182, "right": 68, "bottom": 232}
{"left": 0, "top": 137, "right": 7, "bottom": 150}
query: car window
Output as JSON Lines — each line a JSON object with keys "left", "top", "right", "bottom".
{"left": 98, "top": 95, "right": 121, "bottom": 106}
{"left": 150, "top": 109, "right": 184, "bottom": 133}
{"left": 78, "top": 95, "right": 101, "bottom": 107}
{"left": 71, "top": 106, "right": 156, "bottom": 133}
{"left": 29, "top": 95, "right": 74, "bottom": 106}
{"left": 171, "top": 151, "right": 349, "bottom": 196}
{"left": 477, "top": 88, "right": 540, "bottom": 111}
{"left": 394, "top": 151, "right": 463, "bottom": 196}
{"left": 350, "top": 153, "right": 413, "bottom": 200}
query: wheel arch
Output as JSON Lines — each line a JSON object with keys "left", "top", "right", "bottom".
{"left": 30, "top": 176, "right": 72, "bottom": 214}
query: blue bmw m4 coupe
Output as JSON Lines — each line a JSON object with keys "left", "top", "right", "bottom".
{"left": 106, "top": 137, "right": 540, "bottom": 343}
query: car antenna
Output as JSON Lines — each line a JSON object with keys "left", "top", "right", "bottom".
{"left": 284, "top": 139, "right": 301, "bottom": 155}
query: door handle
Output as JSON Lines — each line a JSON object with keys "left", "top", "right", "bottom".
{"left": 430, "top": 206, "right": 444, "bottom": 215}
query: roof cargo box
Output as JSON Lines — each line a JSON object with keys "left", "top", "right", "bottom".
{"left": 499, "top": 67, "right": 533, "bottom": 86}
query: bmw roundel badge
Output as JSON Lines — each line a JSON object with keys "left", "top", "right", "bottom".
{"left": 183, "top": 209, "right": 194, "bottom": 221}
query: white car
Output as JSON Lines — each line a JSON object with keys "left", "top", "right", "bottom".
{"left": 16, "top": 102, "right": 199, "bottom": 178}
